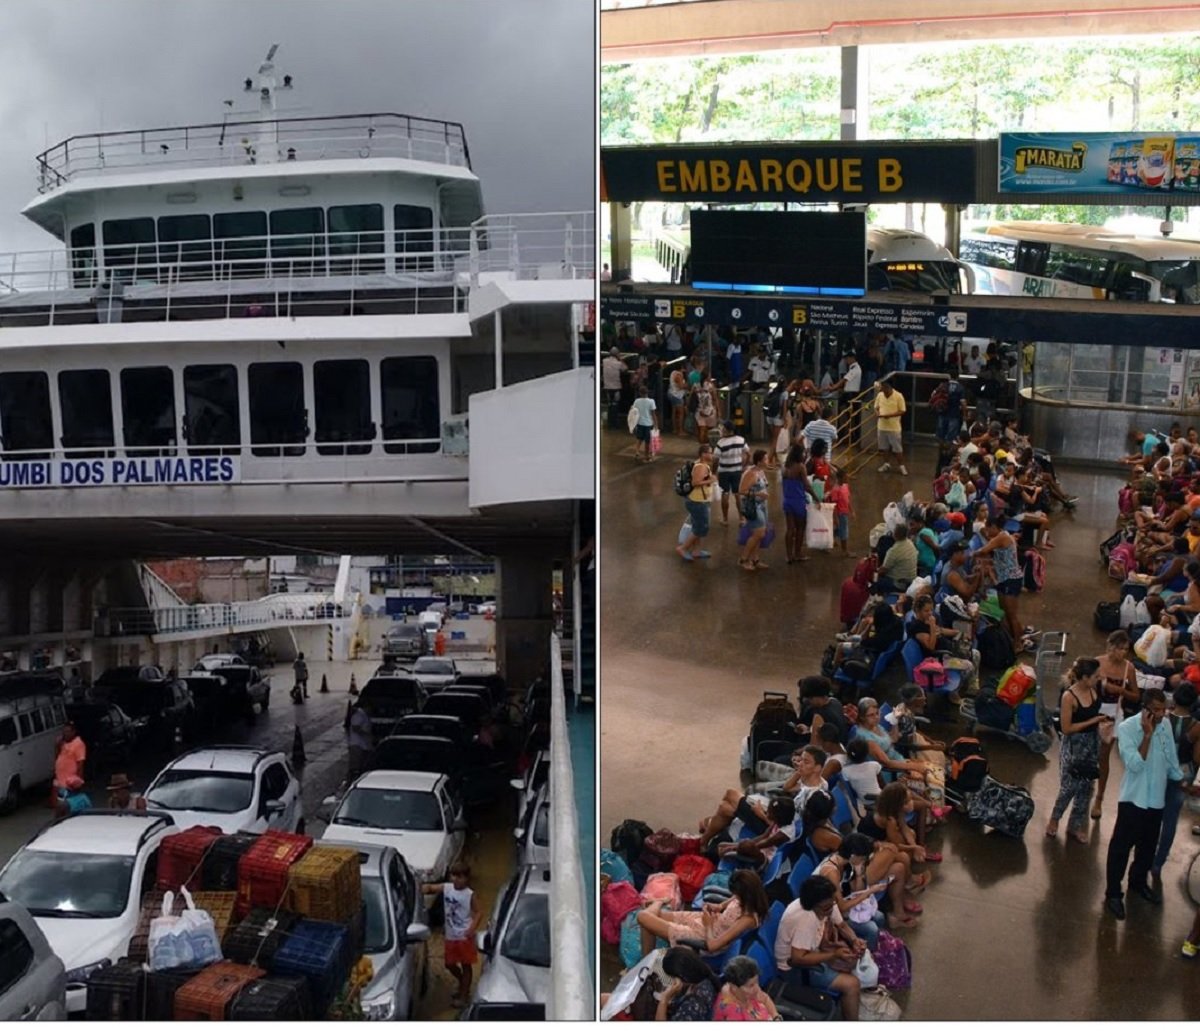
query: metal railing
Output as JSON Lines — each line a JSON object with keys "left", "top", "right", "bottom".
{"left": 0, "top": 214, "right": 594, "bottom": 327}
{"left": 548, "top": 632, "right": 592, "bottom": 1021}
{"left": 100, "top": 591, "right": 347, "bottom": 637}
{"left": 36, "top": 112, "right": 471, "bottom": 191}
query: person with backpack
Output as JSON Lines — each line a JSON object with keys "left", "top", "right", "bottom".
{"left": 676, "top": 444, "right": 715, "bottom": 563}
{"left": 1047, "top": 658, "right": 1109, "bottom": 844}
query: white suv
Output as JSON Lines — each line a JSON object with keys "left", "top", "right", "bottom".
{"left": 0, "top": 811, "right": 178, "bottom": 1014}
{"left": 144, "top": 747, "right": 303, "bottom": 835}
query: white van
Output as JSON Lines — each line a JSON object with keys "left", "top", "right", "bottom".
{"left": 0, "top": 686, "right": 67, "bottom": 814}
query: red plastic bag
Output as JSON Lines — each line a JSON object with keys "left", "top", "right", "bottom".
{"left": 675, "top": 834, "right": 702, "bottom": 856}
{"left": 996, "top": 664, "right": 1036, "bottom": 707}
{"left": 672, "top": 854, "right": 716, "bottom": 905}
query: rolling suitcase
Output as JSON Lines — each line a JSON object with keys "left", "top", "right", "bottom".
{"left": 966, "top": 775, "right": 1034, "bottom": 837}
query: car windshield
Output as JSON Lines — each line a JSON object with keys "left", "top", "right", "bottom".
{"left": 146, "top": 770, "right": 255, "bottom": 812}
{"left": 415, "top": 659, "right": 454, "bottom": 675}
{"left": 361, "top": 681, "right": 420, "bottom": 706}
{"left": 500, "top": 892, "right": 550, "bottom": 967}
{"left": 334, "top": 788, "right": 443, "bottom": 831}
{"left": 0, "top": 851, "right": 134, "bottom": 919}
{"left": 386, "top": 628, "right": 421, "bottom": 641}
{"left": 532, "top": 803, "right": 549, "bottom": 848}
{"left": 361, "top": 878, "right": 393, "bottom": 952}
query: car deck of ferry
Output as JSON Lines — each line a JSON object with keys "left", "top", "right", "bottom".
{"left": 600, "top": 429, "right": 1199, "bottom": 1022}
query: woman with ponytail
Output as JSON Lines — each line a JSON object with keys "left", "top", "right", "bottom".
{"left": 1047, "top": 657, "right": 1111, "bottom": 843}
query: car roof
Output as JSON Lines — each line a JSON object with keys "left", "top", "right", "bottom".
{"left": 163, "top": 747, "right": 279, "bottom": 774}
{"left": 363, "top": 675, "right": 422, "bottom": 690}
{"left": 353, "top": 769, "right": 447, "bottom": 792}
{"left": 29, "top": 812, "right": 172, "bottom": 856}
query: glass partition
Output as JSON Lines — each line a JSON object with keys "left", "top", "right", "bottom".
{"left": 1032, "top": 342, "right": 1200, "bottom": 411}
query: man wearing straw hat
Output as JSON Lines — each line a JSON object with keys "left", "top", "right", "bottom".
{"left": 106, "top": 773, "right": 146, "bottom": 811}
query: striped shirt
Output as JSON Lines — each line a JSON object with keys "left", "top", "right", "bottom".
{"left": 715, "top": 435, "right": 749, "bottom": 474}
{"left": 802, "top": 419, "right": 837, "bottom": 452}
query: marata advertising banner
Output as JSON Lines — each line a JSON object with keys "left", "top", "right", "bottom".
{"left": 0, "top": 455, "right": 240, "bottom": 489}
{"left": 999, "top": 131, "right": 1200, "bottom": 194}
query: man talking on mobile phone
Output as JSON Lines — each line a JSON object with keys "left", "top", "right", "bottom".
{"left": 1103, "top": 688, "right": 1191, "bottom": 920}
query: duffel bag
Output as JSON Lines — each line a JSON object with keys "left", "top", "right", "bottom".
{"left": 1094, "top": 601, "right": 1121, "bottom": 633}
{"left": 640, "top": 872, "right": 682, "bottom": 910}
{"left": 639, "top": 829, "right": 682, "bottom": 872}
{"left": 966, "top": 775, "right": 1034, "bottom": 837}
{"left": 600, "top": 880, "right": 641, "bottom": 945}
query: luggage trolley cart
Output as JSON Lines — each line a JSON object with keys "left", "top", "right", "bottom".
{"left": 959, "top": 631, "right": 1064, "bottom": 754}
{"left": 1034, "top": 630, "right": 1069, "bottom": 735}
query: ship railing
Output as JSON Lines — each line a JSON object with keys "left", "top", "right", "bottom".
{"left": 548, "top": 631, "right": 593, "bottom": 1021}
{"left": 36, "top": 113, "right": 471, "bottom": 190}
{"left": 468, "top": 212, "right": 595, "bottom": 287}
{"left": 101, "top": 591, "right": 342, "bottom": 637}
{"left": 0, "top": 216, "right": 593, "bottom": 325}
{"left": 0, "top": 441, "right": 464, "bottom": 485}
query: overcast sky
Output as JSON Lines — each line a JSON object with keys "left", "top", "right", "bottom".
{"left": 0, "top": 0, "right": 595, "bottom": 250}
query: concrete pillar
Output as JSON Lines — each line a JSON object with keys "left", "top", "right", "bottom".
{"left": 607, "top": 201, "right": 633, "bottom": 283}
{"left": 495, "top": 551, "right": 556, "bottom": 691}
{"left": 839, "top": 46, "right": 868, "bottom": 143}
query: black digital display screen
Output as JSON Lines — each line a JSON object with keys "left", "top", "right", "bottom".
{"left": 689, "top": 210, "right": 866, "bottom": 296}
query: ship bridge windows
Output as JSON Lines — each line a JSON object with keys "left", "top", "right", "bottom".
{"left": 314, "top": 359, "right": 372, "bottom": 455}
{"left": 394, "top": 205, "right": 434, "bottom": 271}
{"left": 0, "top": 372, "right": 52, "bottom": 458}
{"left": 381, "top": 357, "right": 439, "bottom": 454}
{"left": 183, "top": 364, "right": 240, "bottom": 456}
{"left": 58, "top": 370, "right": 115, "bottom": 457}
{"left": 102, "top": 218, "right": 156, "bottom": 283}
{"left": 329, "top": 204, "right": 384, "bottom": 275}
{"left": 270, "top": 208, "right": 326, "bottom": 276}
{"left": 120, "top": 367, "right": 177, "bottom": 457}
{"left": 158, "top": 214, "right": 213, "bottom": 281}
{"left": 249, "top": 362, "right": 307, "bottom": 457}
{"left": 214, "top": 211, "right": 268, "bottom": 278}
{"left": 70, "top": 223, "right": 97, "bottom": 289}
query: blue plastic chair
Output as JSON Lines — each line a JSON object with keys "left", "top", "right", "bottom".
{"left": 786, "top": 852, "right": 817, "bottom": 898}
{"left": 902, "top": 636, "right": 961, "bottom": 696}
{"left": 746, "top": 935, "right": 777, "bottom": 988}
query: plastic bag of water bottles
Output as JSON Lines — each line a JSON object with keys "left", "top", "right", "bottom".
{"left": 148, "top": 887, "right": 222, "bottom": 970}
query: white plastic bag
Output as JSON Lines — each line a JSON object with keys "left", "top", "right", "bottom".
{"left": 148, "top": 887, "right": 222, "bottom": 971}
{"left": 860, "top": 986, "right": 902, "bottom": 1020}
{"left": 1134, "top": 624, "right": 1171, "bottom": 668}
{"left": 627, "top": 405, "right": 639, "bottom": 434}
{"left": 883, "top": 502, "right": 904, "bottom": 534}
{"left": 905, "top": 576, "right": 932, "bottom": 599}
{"left": 600, "top": 949, "right": 663, "bottom": 1020}
{"left": 868, "top": 522, "right": 889, "bottom": 549}
{"left": 854, "top": 949, "right": 880, "bottom": 989}
{"left": 1119, "top": 594, "right": 1139, "bottom": 629}
{"left": 1133, "top": 599, "right": 1152, "bottom": 625}
{"left": 678, "top": 520, "right": 693, "bottom": 546}
{"left": 806, "top": 503, "right": 835, "bottom": 551}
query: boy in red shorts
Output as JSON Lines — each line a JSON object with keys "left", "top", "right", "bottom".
{"left": 424, "top": 862, "right": 481, "bottom": 1007}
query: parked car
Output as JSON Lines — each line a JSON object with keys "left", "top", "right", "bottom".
{"left": 0, "top": 688, "right": 66, "bottom": 813}
{"left": 0, "top": 811, "right": 178, "bottom": 1015}
{"left": 64, "top": 701, "right": 141, "bottom": 769}
{"left": 514, "top": 784, "right": 549, "bottom": 867}
{"left": 314, "top": 842, "right": 430, "bottom": 1021}
{"left": 511, "top": 749, "right": 550, "bottom": 826}
{"left": 422, "top": 690, "right": 490, "bottom": 733}
{"left": 180, "top": 671, "right": 232, "bottom": 735}
{"left": 382, "top": 625, "right": 427, "bottom": 664}
{"left": 358, "top": 675, "right": 427, "bottom": 740}
{"left": 143, "top": 747, "right": 303, "bottom": 835}
{"left": 93, "top": 668, "right": 195, "bottom": 746}
{"left": 369, "top": 733, "right": 508, "bottom": 809}
{"left": 191, "top": 656, "right": 270, "bottom": 718}
{"left": 406, "top": 657, "right": 459, "bottom": 692}
{"left": 0, "top": 899, "right": 67, "bottom": 1020}
{"left": 474, "top": 864, "right": 550, "bottom": 1010}
{"left": 321, "top": 770, "right": 466, "bottom": 883}
{"left": 391, "top": 715, "right": 472, "bottom": 751}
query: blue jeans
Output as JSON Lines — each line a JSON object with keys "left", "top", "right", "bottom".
{"left": 1152, "top": 776, "right": 1188, "bottom": 874}
{"left": 936, "top": 416, "right": 962, "bottom": 444}
{"left": 684, "top": 499, "right": 710, "bottom": 539}
{"left": 849, "top": 910, "right": 887, "bottom": 951}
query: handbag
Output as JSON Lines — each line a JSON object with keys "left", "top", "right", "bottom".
{"left": 859, "top": 986, "right": 903, "bottom": 1021}
{"left": 1068, "top": 758, "right": 1101, "bottom": 780}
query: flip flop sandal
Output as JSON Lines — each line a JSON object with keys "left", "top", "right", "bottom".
{"left": 891, "top": 915, "right": 919, "bottom": 928}
{"left": 695, "top": 550, "right": 712, "bottom": 559}
{"left": 906, "top": 872, "right": 931, "bottom": 893}
{"left": 753, "top": 560, "right": 769, "bottom": 569}
{"left": 923, "top": 851, "right": 943, "bottom": 863}
{"left": 903, "top": 900, "right": 923, "bottom": 915}
{"left": 678, "top": 551, "right": 694, "bottom": 562}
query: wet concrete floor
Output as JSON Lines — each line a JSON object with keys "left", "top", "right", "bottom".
{"left": 600, "top": 425, "right": 1200, "bottom": 1021}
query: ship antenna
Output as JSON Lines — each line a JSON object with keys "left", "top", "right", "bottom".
{"left": 231, "top": 44, "right": 289, "bottom": 164}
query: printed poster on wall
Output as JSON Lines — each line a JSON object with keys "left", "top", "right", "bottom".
{"left": 999, "top": 132, "right": 1200, "bottom": 194}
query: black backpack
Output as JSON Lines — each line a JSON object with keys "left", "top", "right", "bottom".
{"left": 978, "top": 623, "right": 1015, "bottom": 670}
{"left": 1094, "top": 601, "right": 1121, "bottom": 633}
{"left": 947, "top": 737, "right": 988, "bottom": 792}
{"left": 673, "top": 461, "right": 695, "bottom": 497}
{"left": 610, "top": 819, "right": 653, "bottom": 865}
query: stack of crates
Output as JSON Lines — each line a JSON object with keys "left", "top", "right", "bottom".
{"left": 202, "top": 832, "right": 259, "bottom": 892}
{"left": 129, "top": 889, "right": 236, "bottom": 963}
{"left": 174, "top": 961, "right": 264, "bottom": 1020}
{"left": 223, "top": 908, "right": 299, "bottom": 968}
{"left": 144, "top": 967, "right": 202, "bottom": 1022}
{"left": 85, "top": 960, "right": 145, "bottom": 1021}
{"left": 271, "top": 918, "right": 352, "bottom": 1017}
{"left": 286, "top": 845, "right": 362, "bottom": 923}
{"left": 157, "top": 825, "right": 224, "bottom": 892}
{"left": 227, "top": 975, "right": 315, "bottom": 1021}
{"left": 236, "top": 829, "right": 312, "bottom": 917}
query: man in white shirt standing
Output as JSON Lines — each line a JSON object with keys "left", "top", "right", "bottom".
{"left": 826, "top": 353, "right": 863, "bottom": 449}
{"left": 802, "top": 405, "right": 838, "bottom": 456}
{"left": 963, "top": 343, "right": 985, "bottom": 376}
{"left": 601, "top": 347, "right": 628, "bottom": 430}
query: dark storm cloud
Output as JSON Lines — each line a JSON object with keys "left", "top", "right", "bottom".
{"left": 0, "top": 0, "right": 594, "bottom": 249}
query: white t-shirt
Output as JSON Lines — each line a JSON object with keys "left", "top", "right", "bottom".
{"left": 601, "top": 356, "right": 626, "bottom": 391}
{"left": 443, "top": 883, "right": 474, "bottom": 941}
{"left": 748, "top": 356, "right": 772, "bottom": 385}
{"left": 632, "top": 397, "right": 657, "bottom": 427}
{"left": 841, "top": 761, "right": 884, "bottom": 802}
{"left": 842, "top": 363, "right": 862, "bottom": 394}
{"left": 775, "top": 899, "right": 843, "bottom": 972}
{"left": 964, "top": 353, "right": 985, "bottom": 375}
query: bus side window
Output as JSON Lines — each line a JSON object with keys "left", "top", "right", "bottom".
{"left": 18, "top": 715, "right": 32, "bottom": 738}
{"left": 1015, "top": 241, "right": 1047, "bottom": 277}
{"left": 29, "top": 710, "right": 45, "bottom": 735}
{"left": 0, "top": 718, "right": 16, "bottom": 747}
